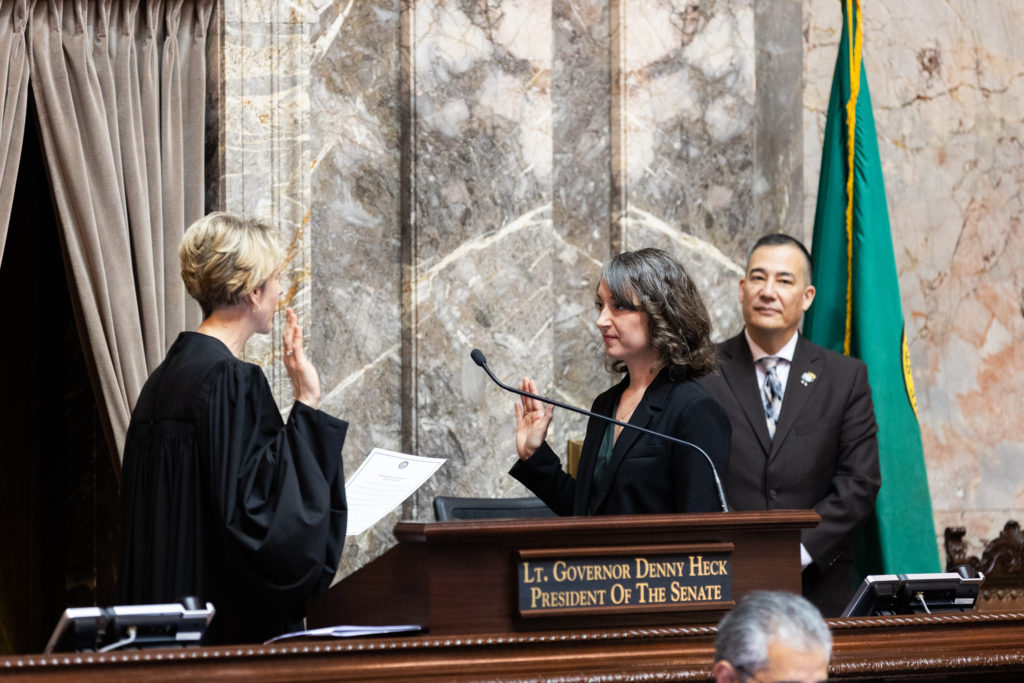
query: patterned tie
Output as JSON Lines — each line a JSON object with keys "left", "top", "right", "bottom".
{"left": 758, "top": 356, "right": 783, "bottom": 439}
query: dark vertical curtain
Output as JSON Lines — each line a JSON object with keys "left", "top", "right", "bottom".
{"left": 27, "top": 0, "right": 211, "bottom": 460}
{"left": 0, "top": 0, "right": 30, "bottom": 262}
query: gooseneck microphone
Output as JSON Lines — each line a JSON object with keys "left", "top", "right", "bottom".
{"left": 471, "top": 348, "right": 729, "bottom": 512}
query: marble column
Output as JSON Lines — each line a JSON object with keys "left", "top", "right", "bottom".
{"left": 217, "top": 0, "right": 314, "bottom": 397}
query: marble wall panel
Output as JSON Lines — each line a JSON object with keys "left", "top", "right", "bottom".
{"left": 615, "top": 0, "right": 756, "bottom": 255}
{"left": 307, "top": 0, "right": 404, "bottom": 576}
{"left": 405, "top": 0, "right": 558, "bottom": 517}
{"left": 611, "top": 0, "right": 801, "bottom": 341}
{"left": 753, "top": 0, "right": 803, "bottom": 240}
{"left": 551, "top": 0, "right": 613, "bottom": 443}
{"left": 218, "top": 7, "right": 313, "bottom": 396}
{"left": 803, "top": 0, "right": 1024, "bottom": 559}
{"left": 610, "top": 0, "right": 757, "bottom": 325}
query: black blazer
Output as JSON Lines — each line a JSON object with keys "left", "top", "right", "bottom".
{"left": 698, "top": 332, "right": 881, "bottom": 615}
{"left": 510, "top": 368, "right": 731, "bottom": 516}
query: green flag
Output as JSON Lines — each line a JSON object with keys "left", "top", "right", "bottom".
{"left": 803, "top": 0, "right": 940, "bottom": 574}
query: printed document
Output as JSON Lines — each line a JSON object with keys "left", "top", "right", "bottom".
{"left": 345, "top": 448, "right": 445, "bottom": 535}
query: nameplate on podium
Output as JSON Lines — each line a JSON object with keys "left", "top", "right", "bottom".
{"left": 517, "top": 543, "right": 734, "bottom": 618}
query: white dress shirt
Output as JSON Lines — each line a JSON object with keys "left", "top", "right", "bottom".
{"left": 743, "top": 329, "right": 813, "bottom": 570}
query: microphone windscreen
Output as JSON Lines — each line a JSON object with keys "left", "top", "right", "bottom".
{"left": 470, "top": 349, "right": 487, "bottom": 367}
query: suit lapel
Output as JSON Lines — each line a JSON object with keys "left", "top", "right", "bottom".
{"left": 769, "top": 335, "right": 823, "bottom": 460}
{"left": 587, "top": 368, "right": 672, "bottom": 512}
{"left": 719, "top": 333, "right": 772, "bottom": 456}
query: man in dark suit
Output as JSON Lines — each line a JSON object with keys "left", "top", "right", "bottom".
{"left": 698, "top": 234, "right": 881, "bottom": 616}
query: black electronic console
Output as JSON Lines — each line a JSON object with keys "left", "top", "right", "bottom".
{"left": 44, "top": 597, "right": 215, "bottom": 653}
{"left": 841, "top": 571, "right": 984, "bottom": 617}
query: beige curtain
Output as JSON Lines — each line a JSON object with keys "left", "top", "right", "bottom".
{"left": 28, "top": 0, "right": 210, "bottom": 459}
{"left": 0, "top": 0, "right": 30, "bottom": 262}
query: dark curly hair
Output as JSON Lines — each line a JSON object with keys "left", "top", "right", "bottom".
{"left": 599, "top": 248, "right": 717, "bottom": 380}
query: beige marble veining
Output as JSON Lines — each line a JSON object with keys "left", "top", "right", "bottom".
{"left": 221, "top": 0, "right": 313, "bottom": 24}
{"left": 614, "top": 0, "right": 761, "bottom": 262}
{"left": 219, "top": 15, "right": 313, "bottom": 401}
{"left": 803, "top": 0, "right": 1024, "bottom": 557}
{"left": 304, "top": 0, "right": 403, "bottom": 580}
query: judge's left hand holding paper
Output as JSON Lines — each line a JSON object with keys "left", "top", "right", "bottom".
{"left": 119, "top": 212, "right": 348, "bottom": 645}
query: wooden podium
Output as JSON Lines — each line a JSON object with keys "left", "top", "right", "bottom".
{"left": 308, "top": 510, "right": 819, "bottom": 635}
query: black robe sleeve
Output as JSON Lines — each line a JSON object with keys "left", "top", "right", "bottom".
{"left": 196, "top": 359, "right": 348, "bottom": 617}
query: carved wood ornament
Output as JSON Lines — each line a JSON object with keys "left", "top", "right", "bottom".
{"left": 945, "top": 520, "right": 1024, "bottom": 606}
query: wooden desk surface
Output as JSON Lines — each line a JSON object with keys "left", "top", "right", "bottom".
{"left": 3, "top": 610, "right": 1024, "bottom": 681}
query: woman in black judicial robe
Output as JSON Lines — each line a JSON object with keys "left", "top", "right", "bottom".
{"left": 510, "top": 248, "right": 730, "bottom": 515}
{"left": 119, "top": 212, "right": 348, "bottom": 645}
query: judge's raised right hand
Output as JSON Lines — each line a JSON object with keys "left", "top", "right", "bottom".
{"left": 514, "top": 377, "right": 554, "bottom": 461}
{"left": 283, "top": 307, "right": 322, "bottom": 409}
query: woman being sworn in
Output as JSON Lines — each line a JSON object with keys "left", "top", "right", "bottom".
{"left": 510, "top": 248, "right": 730, "bottom": 515}
{"left": 119, "top": 212, "right": 348, "bottom": 645}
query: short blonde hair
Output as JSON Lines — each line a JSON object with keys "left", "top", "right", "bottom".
{"left": 179, "top": 212, "right": 285, "bottom": 318}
